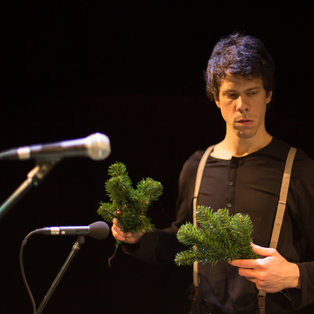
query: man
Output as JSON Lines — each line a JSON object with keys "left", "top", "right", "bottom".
{"left": 112, "top": 33, "right": 314, "bottom": 313}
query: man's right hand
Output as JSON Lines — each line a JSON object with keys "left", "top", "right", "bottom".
{"left": 111, "top": 218, "right": 144, "bottom": 244}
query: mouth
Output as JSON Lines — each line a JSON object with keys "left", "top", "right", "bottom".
{"left": 235, "top": 119, "right": 253, "bottom": 125}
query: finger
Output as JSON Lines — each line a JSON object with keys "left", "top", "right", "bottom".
{"left": 251, "top": 243, "right": 278, "bottom": 257}
{"left": 111, "top": 223, "right": 128, "bottom": 239}
{"left": 229, "top": 259, "right": 257, "bottom": 268}
{"left": 112, "top": 218, "right": 121, "bottom": 227}
{"left": 238, "top": 267, "right": 257, "bottom": 278}
{"left": 124, "top": 232, "right": 134, "bottom": 238}
{"left": 111, "top": 224, "right": 142, "bottom": 243}
{"left": 121, "top": 232, "right": 142, "bottom": 244}
{"left": 237, "top": 269, "right": 260, "bottom": 285}
{"left": 112, "top": 227, "right": 130, "bottom": 241}
{"left": 111, "top": 227, "right": 125, "bottom": 241}
{"left": 111, "top": 222, "right": 122, "bottom": 234}
{"left": 244, "top": 277, "right": 258, "bottom": 284}
{"left": 111, "top": 223, "right": 120, "bottom": 236}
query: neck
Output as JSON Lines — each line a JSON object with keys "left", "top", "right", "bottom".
{"left": 212, "top": 131, "right": 272, "bottom": 159}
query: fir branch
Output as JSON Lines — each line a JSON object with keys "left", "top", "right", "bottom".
{"left": 175, "top": 206, "right": 259, "bottom": 266}
{"left": 97, "top": 162, "right": 163, "bottom": 265}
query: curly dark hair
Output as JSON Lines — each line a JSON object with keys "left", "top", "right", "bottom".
{"left": 205, "top": 33, "right": 275, "bottom": 101}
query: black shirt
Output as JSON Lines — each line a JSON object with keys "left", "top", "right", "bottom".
{"left": 125, "top": 138, "right": 314, "bottom": 313}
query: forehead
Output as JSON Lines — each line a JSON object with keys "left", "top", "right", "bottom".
{"left": 219, "top": 74, "right": 264, "bottom": 92}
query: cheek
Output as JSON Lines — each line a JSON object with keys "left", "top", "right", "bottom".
{"left": 219, "top": 106, "right": 234, "bottom": 123}
{"left": 254, "top": 102, "right": 267, "bottom": 117}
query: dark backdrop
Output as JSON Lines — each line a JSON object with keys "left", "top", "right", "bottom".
{"left": 1, "top": 1, "right": 313, "bottom": 314}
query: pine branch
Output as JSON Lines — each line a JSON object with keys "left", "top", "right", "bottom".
{"left": 175, "top": 206, "right": 259, "bottom": 266}
{"left": 97, "top": 162, "right": 163, "bottom": 265}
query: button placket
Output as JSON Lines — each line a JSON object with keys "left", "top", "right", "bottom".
{"left": 226, "top": 157, "right": 238, "bottom": 212}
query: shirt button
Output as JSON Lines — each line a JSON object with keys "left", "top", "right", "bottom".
{"left": 226, "top": 203, "right": 232, "bottom": 208}
{"left": 230, "top": 161, "right": 237, "bottom": 168}
{"left": 230, "top": 158, "right": 238, "bottom": 168}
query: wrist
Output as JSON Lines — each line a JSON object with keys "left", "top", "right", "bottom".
{"left": 290, "top": 263, "right": 301, "bottom": 289}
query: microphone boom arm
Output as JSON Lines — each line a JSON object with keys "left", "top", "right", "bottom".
{"left": 36, "top": 236, "right": 85, "bottom": 314}
{"left": 0, "top": 161, "right": 57, "bottom": 219}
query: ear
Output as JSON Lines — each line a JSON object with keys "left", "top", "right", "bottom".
{"left": 266, "top": 90, "right": 272, "bottom": 104}
{"left": 214, "top": 95, "right": 221, "bottom": 108}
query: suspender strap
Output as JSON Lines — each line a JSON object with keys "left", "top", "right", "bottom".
{"left": 269, "top": 147, "right": 297, "bottom": 248}
{"left": 258, "top": 146, "right": 297, "bottom": 313}
{"left": 193, "top": 146, "right": 214, "bottom": 289}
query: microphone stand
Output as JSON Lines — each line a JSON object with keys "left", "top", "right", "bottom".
{"left": 36, "top": 236, "right": 86, "bottom": 314}
{"left": 0, "top": 160, "right": 57, "bottom": 219}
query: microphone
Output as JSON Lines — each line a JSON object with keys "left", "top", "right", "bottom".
{"left": 34, "top": 221, "right": 110, "bottom": 240}
{"left": 0, "top": 133, "right": 111, "bottom": 161}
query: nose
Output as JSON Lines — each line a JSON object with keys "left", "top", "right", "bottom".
{"left": 236, "top": 96, "right": 249, "bottom": 112}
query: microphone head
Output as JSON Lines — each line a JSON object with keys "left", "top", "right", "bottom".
{"left": 89, "top": 221, "right": 110, "bottom": 240}
{"left": 85, "top": 133, "right": 111, "bottom": 161}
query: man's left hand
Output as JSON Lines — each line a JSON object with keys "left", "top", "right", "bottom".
{"left": 228, "top": 243, "right": 301, "bottom": 293}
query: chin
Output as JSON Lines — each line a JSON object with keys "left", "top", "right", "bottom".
{"left": 236, "top": 130, "right": 257, "bottom": 139}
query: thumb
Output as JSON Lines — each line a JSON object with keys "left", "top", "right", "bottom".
{"left": 251, "top": 242, "right": 278, "bottom": 257}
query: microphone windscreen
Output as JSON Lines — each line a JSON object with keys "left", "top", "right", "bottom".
{"left": 89, "top": 221, "right": 110, "bottom": 240}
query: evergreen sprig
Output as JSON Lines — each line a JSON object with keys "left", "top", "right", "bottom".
{"left": 98, "top": 162, "right": 163, "bottom": 266}
{"left": 175, "top": 206, "right": 259, "bottom": 266}
{"left": 98, "top": 162, "right": 163, "bottom": 234}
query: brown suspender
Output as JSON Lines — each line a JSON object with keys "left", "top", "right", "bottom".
{"left": 192, "top": 145, "right": 215, "bottom": 293}
{"left": 257, "top": 146, "right": 297, "bottom": 313}
{"left": 192, "top": 145, "right": 297, "bottom": 313}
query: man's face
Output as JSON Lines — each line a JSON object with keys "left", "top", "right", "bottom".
{"left": 214, "top": 74, "right": 272, "bottom": 139}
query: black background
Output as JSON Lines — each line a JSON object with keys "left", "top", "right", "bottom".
{"left": 1, "top": 1, "right": 313, "bottom": 314}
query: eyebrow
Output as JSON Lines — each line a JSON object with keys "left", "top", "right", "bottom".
{"left": 245, "top": 86, "right": 262, "bottom": 91}
{"left": 222, "top": 86, "right": 262, "bottom": 94}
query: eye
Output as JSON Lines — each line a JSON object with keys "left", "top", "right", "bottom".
{"left": 247, "top": 91, "right": 258, "bottom": 96}
{"left": 228, "top": 93, "right": 239, "bottom": 100}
